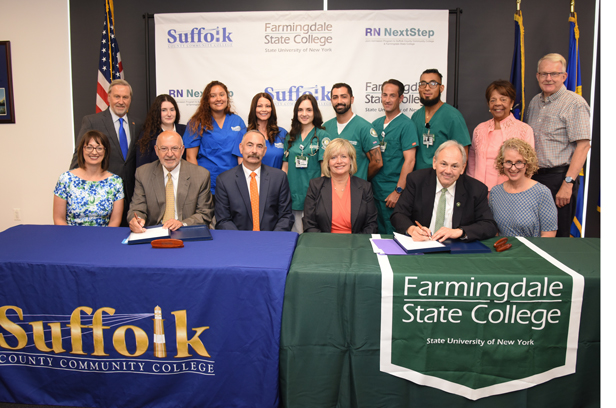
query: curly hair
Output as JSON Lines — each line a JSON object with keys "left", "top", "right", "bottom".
{"left": 287, "top": 94, "right": 324, "bottom": 150}
{"left": 139, "top": 94, "right": 180, "bottom": 154}
{"left": 246, "top": 93, "right": 280, "bottom": 144}
{"left": 485, "top": 80, "right": 516, "bottom": 103}
{"left": 495, "top": 138, "right": 539, "bottom": 178}
{"left": 187, "top": 81, "right": 234, "bottom": 136}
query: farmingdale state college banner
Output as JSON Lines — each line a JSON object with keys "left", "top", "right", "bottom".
{"left": 379, "top": 237, "right": 585, "bottom": 400}
{"left": 154, "top": 10, "right": 449, "bottom": 127}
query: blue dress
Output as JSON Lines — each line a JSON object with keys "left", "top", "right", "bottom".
{"left": 232, "top": 128, "right": 288, "bottom": 169}
{"left": 489, "top": 182, "right": 557, "bottom": 237}
{"left": 183, "top": 114, "right": 246, "bottom": 194}
{"left": 54, "top": 171, "right": 124, "bottom": 226}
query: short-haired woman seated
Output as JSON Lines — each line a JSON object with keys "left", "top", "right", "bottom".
{"left": 53, "top": 130, "right": 124, "bottom": 226}
{"left": 489, "top": 138, "right": 557, "bottom": 237}
{"left": 303, "top": 138, "right": 378, "bottom": 234}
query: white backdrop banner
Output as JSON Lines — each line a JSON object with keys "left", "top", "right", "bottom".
{"left": 155, "top": 10, "right": 449, "bottom": 128}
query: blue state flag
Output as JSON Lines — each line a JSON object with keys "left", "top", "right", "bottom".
{"left": 509, "top": 11, "right": 525, "bottom": 120}
{"left": 567, "top": 12, "right": 584, "bottom": 237}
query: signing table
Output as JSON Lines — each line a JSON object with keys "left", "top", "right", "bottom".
{"left": 0, "top": 225, "right": 298, "bottom": 408}
{"left": 280, "top": 233, "right": 600, "bottom": 407}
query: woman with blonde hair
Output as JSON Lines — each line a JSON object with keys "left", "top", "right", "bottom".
{"left": 489, "top": 138, "right": 557, "bottom": 237}
{"left": 303, "top": 138, "right": 377, "bottom": 234}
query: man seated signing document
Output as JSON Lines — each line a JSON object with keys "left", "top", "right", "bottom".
{"left": 391, "top": 140, "right": 497, "bottom": 242}
{"left": 128, "top": 131, "right": 214, "bottom": 232}
{"left": 215, "top": 130, "right": 293, "bottom": 231}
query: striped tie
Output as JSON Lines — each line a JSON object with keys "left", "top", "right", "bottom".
{"left": 162, "top": 173, "right": 175, "bottom": 224}
{"left": 250, "top": 172, "right": 260, "bottom": 231}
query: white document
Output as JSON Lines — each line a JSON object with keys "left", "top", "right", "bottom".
{"left": 127, "top": 226, "right": 170, "bottom": 242}
{"left": 393, "top": 232, "right": 445, "bottom": 252}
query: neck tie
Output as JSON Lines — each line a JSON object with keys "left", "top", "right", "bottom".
{"left": 118, "top": 117, "right": 128, "bottom": 160}
{"left": 434, "top": 188, "right": 447, "bottom": 231}
{"left": 162, "top": 173, "right": 175, "bottom": 224}
{"left": 250, "top": 172, "right": 260, "bottom": 231}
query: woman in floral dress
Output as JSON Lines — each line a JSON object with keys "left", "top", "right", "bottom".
{"left": 53, "top": 130, "right": 124, "bottom": 226}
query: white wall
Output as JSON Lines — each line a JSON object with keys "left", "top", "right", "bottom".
{"left": 0, "top": 0, "right": 73, "bottom": 232}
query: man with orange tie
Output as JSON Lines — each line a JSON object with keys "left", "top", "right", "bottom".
{"left": 215, "top": 130, "right": 293, "bottom": 231}
{"left": 128, "top": 131, "right": 214, "bottom": 232}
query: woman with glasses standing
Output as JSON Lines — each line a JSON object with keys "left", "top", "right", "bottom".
{"left": 467, "top": 80, "right": 534, "bottom": 191}
{"left": 53, "top": 130, "right": 124, "bottom": 226}
{"left": 410, "top": 69, "right": 471, "bottom": 170}
{"left": 489, "top": 138, "right": 556, "bottom": 237}
{"left": 282, "top": 94, "right": 328, "bottom": 233}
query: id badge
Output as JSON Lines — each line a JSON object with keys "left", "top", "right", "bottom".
{"left": 380, "top": 141, "right": 387, "bottom": 153}
{"left": 295, "top": 156, "right": 308, "bottom": 168}
{"left": 422, "top": 130, "right": 434, "bottom": 147}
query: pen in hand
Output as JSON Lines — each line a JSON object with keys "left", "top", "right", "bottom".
{"left": 414, "top": 220, "right": 432, "bottom": 239}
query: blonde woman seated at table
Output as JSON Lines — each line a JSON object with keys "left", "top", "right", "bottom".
{"left": 53, "top": 130, "right": 124, "bottom": 226}
{"left": 467, "top": 80, "right": 534, "bottom": 191}
{"left": 489, "top": 138, "right": 557, "bottom": 237}
{"left": 303, "top": 138, "right": 378, "bottom": 234}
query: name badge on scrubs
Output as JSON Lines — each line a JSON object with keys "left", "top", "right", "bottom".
{"left": 275, "top": 142, "right": 284, "bottom": 148}
{"left": 380, "top": 141, "right": 387, "bottom": 153}
{"left": 295, "top": 156, "right": 308, "bottom": 168}
{"left": 423, "top": 130, "right": 434, "bottom": 147}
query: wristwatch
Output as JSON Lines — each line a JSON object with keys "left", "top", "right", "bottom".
{"left": 395, "top": 186, "right": 403, "bottom": 194}
{"left": 564, "top": 176, "right": 574, "bottom": 184}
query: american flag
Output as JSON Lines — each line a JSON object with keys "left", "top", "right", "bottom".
{"left": 96, "top": 0, "right": 124, "bottom": 113}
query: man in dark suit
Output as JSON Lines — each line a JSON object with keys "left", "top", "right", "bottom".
{"left": 70, "top": 79, "right": 141, "bottom": 225}
{"left": 128, "top": 131, "right": 214, "bottom": 232}
{"left": 391, "top": 140, "right": 497, "bottom": 242}
{"left": 215, "top": 130, "right": 293, "bottom": 231}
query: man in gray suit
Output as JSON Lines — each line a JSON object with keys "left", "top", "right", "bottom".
{"left": 70, "top": 79, "right": 141, "bottom": 225}
{"left": 128, "top": 131, "right": 214, "bottom": 232}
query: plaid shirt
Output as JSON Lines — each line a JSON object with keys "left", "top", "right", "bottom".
{"left": 526, "top": 85, "right": 590, "bottom": 168}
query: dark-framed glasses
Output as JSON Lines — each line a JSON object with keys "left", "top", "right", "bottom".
{"left": 84, "top": 145, "right": 105, "bottom": 153}
{"left": 157, "top": 146, "right": 182, "bottom": 154}
{"left": 419, "top": 81, "right": 441, "bottom": 89}
{"left": 503, "top": 160, "right": 527, "bottom": 169}
{"left": 538, "top": 72, "right": 564, "bottom": 79}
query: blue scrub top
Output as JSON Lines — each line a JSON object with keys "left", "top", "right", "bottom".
{"left": 232, "top": 127, "right": 288, "bottom": 169}
{"left": 183, "top": 113, "right": 246, "bottom": 194}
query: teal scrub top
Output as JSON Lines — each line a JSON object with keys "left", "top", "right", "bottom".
{"left": 283, "top": 127, "right": 326, "bottom": 211}
{"left": 370, "top": 113, "right": 418, "bottom": 199}
{"left": 322, "top": 115, "right": 380, "bottom": 180}
{"left": 410, "top": 103, "right": 471, "bottom": 170}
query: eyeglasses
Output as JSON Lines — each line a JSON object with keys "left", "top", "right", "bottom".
{"left": 419, "top": 81, "right": 441, "bottom": 89}
{"left": 84, "top": 146, "right": 105, "bottom": 153}
{"left": 503, "top": 161, "right": 527, "bottom": 169}
{"left": 538, "top": 72, "right": 564, "bottom": 79}
{"left": 157, "top": 146, "right": 182, "bottom": 154}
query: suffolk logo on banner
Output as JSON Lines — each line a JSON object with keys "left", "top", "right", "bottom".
{"left": 379, "top": 237, "right": 584, "bottom": 400}
{"left": 0, "top": 305, "right": 213, "bottom": 376}
{"left": 155, "top": 10, "right": 448, "bottom": 127}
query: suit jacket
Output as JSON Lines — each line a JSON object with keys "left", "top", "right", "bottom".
{"left": 390, "top": 168, "right": 497, "bottom": 241}
{"left": 127, "top": 160, "right": 214, "bottom": 227}
{"left": 70, "top": 109, "right": 141, "bottom": 205}
{"left": 303, "top": 176, "right": 378, "bottom": 234}
{"left": 215, "top": 164, "right": 293, "bottom": 231}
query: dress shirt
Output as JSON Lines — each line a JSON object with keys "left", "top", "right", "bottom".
{"left": 242, "top": 164, "right": 261, "bottom": 198}
{"left": 162, "top": 162, "right": 181, "bottom": 220}
{"left": 429, "top": 176, "right": 455, "bottom": 232}
{"left": 526, "top": 85, "right": 590, "bottom": 168}
{"left": 109, "top": 110, "right": 132, "bottom": 146}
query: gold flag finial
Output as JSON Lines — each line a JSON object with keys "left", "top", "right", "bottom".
{"left": 516, "top": 0, "right": 521, "bottom": 11}
{"left": 571, "top": 0, "right": 575, "bottom": 14}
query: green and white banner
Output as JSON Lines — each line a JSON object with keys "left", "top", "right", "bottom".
{"left": 379, "top": 237, "right": 585, "bottom": 400}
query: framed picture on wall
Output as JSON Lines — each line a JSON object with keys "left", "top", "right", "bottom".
{"left": 0, "top": 41, "right": 15, "bottom": 124}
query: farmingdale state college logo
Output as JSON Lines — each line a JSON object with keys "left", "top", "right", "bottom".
{"left": 378, "top": 237, "right": 585, "bottom": 400}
